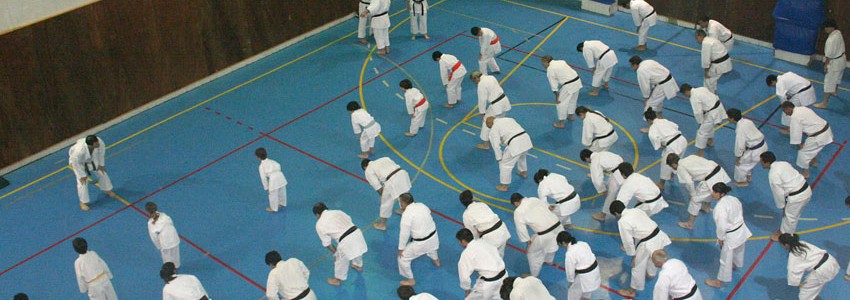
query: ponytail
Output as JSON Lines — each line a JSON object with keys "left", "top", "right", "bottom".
{"left": 712, "top": 182, "right": 732, "bottom": 195}
{"left": 557, "top": 231, "right": 577, "bottom": 245}
{"left": 778, "top": 233, "right": 809, "bottom": 256}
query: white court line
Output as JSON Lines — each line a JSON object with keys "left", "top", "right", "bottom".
{"left": 527, "top": 153, "right": 538, "bottom": 159}
{"left": 843, "top": 218, "right": 850, "bottom": 221}
{"left": 436, "top": 118, "right": 448, "bottom": 125}
{"left": 667, "top": 200, "right": 686, "bottom": 207}
{"left": 373, "top": 67, "right": 379, "bottom": 74}
{"left": 556, "top": 164, "right": 572, "bottom": 171}
{"left": 754, "top": 214, "right": 774, "bottom": 219}
{"left": 382, "top": 80, "right": 389, "bottom": 87}
{"left": 799, "top": 217, "right": 818, "bottom": 221}
{"left": 395, "top": 93, "right": 404, "bottom": 100}
{"left": 462, "top": 129, "right": 476, "bottom": 136}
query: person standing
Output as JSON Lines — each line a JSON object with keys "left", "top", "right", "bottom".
{"left": 161, "top": 262, "right": 209, "bottom": 300}
{"left": 459, "top": 190, "right": 511, "bottom": 257}
{"left": 433, "top": 51, "right": 467, "bottom": 108}
{"left": 313, "top": 202, "right": 369, "bottom": 286}
{"left": 782, "top": 101, "right": 833, "bottom": 179}
{"left": 760, "top": 152, "right": 812, "bottom": 241}
{"left": 665, "top": 154, "right": 731, "bottom": 230}
{"left": 559, "top": 231, "right": 601, "bottom": 300}
{"left": 264, "top": 251, "right": 315, "bottom": 300}
{"left": 486, "top": 117, "right": 532, "bottom": 191}
{"left": 695, "top": 30, "right": 733, "bottom": 94}
{"left": 697, "top": 16, "right": 735, "bottom": 51}
{"left": 146, "top": 202, "right": 181, "bottom": 269}
{"left": 73, "top": 237, "right": 118, "bottom": 300}
{"left": 69, "top": 135, "right": 118, "bottom": 211}
{"left": 256, "top": 147, "right": 288, "bottom": 212}
{"left": 534, "top": 169, "right": 580, "bottom": 227}
{"left": 627, "top": 0, "right": 657, "bottom": 51}
{"left": 577, "top": 41, "right": 618, "bottom": 96}
{"left": 580, "top": 149, "right": 625, "bottom": 222}
{"left": 651, "top": 250, "right": 703, "bottom": 299}
{"left": 348, "top": 101, "right": 382, "bottom": 159}
{"left": 397, "top": 193, "right": 441, "bottom": 286}
{"left": 400, "top": 79, "right": 430, "bottom": 137}
{"left": 704, "top": 183, "right": 752, "bottom": 288}
{"left": 778, "top": 233, "right": 841, "bottom": 300}
{"left": 726, "top": 108, "right": 768, "bottom": 187}
{"left": 362, "top": 157, "right": 412, "bottom": 230}
{"left": 408, "top": 0, "right": 429, "bottom": 40}
{"left": 456, "top": 228, "right": 508, "bottom": 299}
{"left": 471, "top": 71, "right": 512, "bottom": 150}
{"left": 542, "top": 55, "right": 582, "bottom": 127}
{"left": 681, "top": 84, "right": 725, "bottom": 157}
{"left": 357, "top": 0, "right": 372, "bottom": 45}
{"left": 360, "top": 0, "right": 391, "bottom": 54}
{"left": 510, "top": 193, "right": 562, "bottom": 277}
{"left": 814, "top": 20, "right": 846, "bottom": 108}
{"left": 610, "top": 201, "right": 672, "bottom": 298}
{"left": 471, "top": 27, "right": 502, "bottom": 75}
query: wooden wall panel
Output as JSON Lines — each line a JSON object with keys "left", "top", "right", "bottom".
{"left": 646, "top": 0, "right": 777, "bottom": 42}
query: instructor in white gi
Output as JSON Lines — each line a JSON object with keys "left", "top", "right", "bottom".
{"left": 665, "top": 154, "right": 731, "bottom": 230}
{"left": 510, "top": 193, "right": 563, "bottom": 277}
{"left": 726, "top": 108, "right": 768, "bottom": 187}
{"left": 400, "top": 79, "right": 430, "bottom": 137}
{"left": 487, "top": 117, "right": 532, "bottom": 191}
{"left": 433, "top": 51, "right": 467, "bottom": 108}
{"left": 651, "top": 249, "right": 702, "bottom": 299}
{"left": 69, "top": 135, "right": 118, "bottom": 211}
{"left": 313, "top": 203, "right": 368, "bottom": 286}
{"left": 265, "top": 251, "right": 315, "bottom": 300}
{"left": 681, "top": 84, "right": 725, "bottom": 157}
{"left": 362, "top": 157, "right": 412, "bottom": 230}
{"left": 695, "top": 29, "right": 732, "bottom": 94}
{"left": 397, "top": 193, "right": 441, "bottom": 286}
{"left": 581, "top": 149, "right": 625, "bottom": 222}
{"left": 460, "top": 190, "right": 511, "bottom": 257}
{"left": 360, "top": 0, "right": 391, "bottom": 54}
{"left": 73, "top": 237, "right": 118, "bottom": 300}
{"left": 471, "top": 26, "right": 501, "bottom": 75}
{"left": 472, "top": 71, "right": 512, "bottom": 150}
{"left": 408, "top": 0, "right": 429, "bottom": 40}
{"left": 761, "top": 152, "right": 812, "bottom": 241}
{"left": 575, "top": 106, "right": 618, "bottom": 152}
{"left": 782, "top": 101, "right": 833, "bottom": 179}
{"left": 815, "top": 20, "right": 846, "bottom": 108}
{"left": 357, "top": 0, "right": 372, "bottom": 45}
{"left": 542, "top": 55, "right": 583, "bottom": 127}
{"left": 610, "top": 201, "right": 672, "bottom": 298}
{"left": 704, "top": 183, "right": 752, "bottom": 288}
{"left": 256, "top": 147, "right": 288, "bottom": 212}
{"left": 456, "top": 228, "right": 508, "bottom": 300}
{"left": 577, "top": 40, "right": 618, "bottom": 96}
{"left": 146, "top": 202, "right": 181, "bottom": 269}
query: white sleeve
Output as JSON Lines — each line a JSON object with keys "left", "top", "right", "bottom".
{"left": 638, "top": 72, "right": 651, "bottom": 98}
{"left": 564, "top": 254, "right": 577, "bottom": 282}
{"left": 439, "top": 62, "right": 449, "bottom": 85}
{"left": 75, "top": 261, "right": 87, "bottom": 293}
{"left": 787, "top": 255, "right": 804, "bottom": 286}
{"left": 297, "top": 259, "right": 311, "bottom": 284}
{"left": 788, "top": 117, "right": 803, "bottom": 145}
{"left": 677, "top": 169, "right": 697, "bottom": 198}
{"left": 547, "top": 68, "right": 559, "bottom": 92}
{"left": 148, "top": 223, "right": 161, "bottom": 249}
{"left": 259, "top": 165, "right": 269, "bottom": 190}
{"left": 652, "top": 274, "right": 671, "bottom": 300}
{"left": 619, "top": 223, "right": 636, "bottom": 256}
{"left": 734, "top": 128, "right": 746, "bottom": 158}
{"left": 316, "top": 224, "right": 332, "bottom": 247}
{"left": 581, "top": 121, "right": 594, "bottom": 147}
{"left": 478, "top": 86, "right": 488, "bottom": 114}
{"left": 405, "top": 92, "right": 416, "bottom": 115}
{"left": 769, "top": 172, "right": 786, "bottom": 209}
{"left": 714, "top": 207, "right": 727, "bottom": 241}
{"left": 701, "top": 42, "right": 711, "bottom": 69}
{"left": 462, "top": 212, "right": 480, "bottom": 239}
{"left": 266, "top": 272, "right": 281, "bottom": 299}
{"left": 398, "top": 214, "right": 412, "bottom": 250}
{"left": 351, "top": 114, "right": 362, "bottom": 134}
{"left": 514, "top": 213, "right": 531, "bottom": 242}
{"left": 95, "top": 138, "right": 107, "bottom": 167}
{"left": 583, "top": 50, "right": 595, "bottom": 68}
{"left": 69, "top": 149, "right": 88, "bottom": 179}
{"left": 691, "top": 98, "right": 705, "bottom": 124}
{"left": 631, "top": 8, "right": 642, "bottom": 26}
{"left": 489, "top": 129, "right": 503, "bottom": 160}
{"left": 590, "top": 163, "right": 606, "bottom": 193}
{"left": 458, "top": 255, "right": 474, "bottom": 290}
{"left": 365, "top": 168, "right": 382, "bottom": 191}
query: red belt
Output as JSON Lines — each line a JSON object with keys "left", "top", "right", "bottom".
{"left": 415, "top": 98, "right": 428, "bottom": 108}
{"left": 448, "top": 61, "right": 463, "bottom": 80}
{"left": 490, "top": 36, "right": 500, "bottom": 45}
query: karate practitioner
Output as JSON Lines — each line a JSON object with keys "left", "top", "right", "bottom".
{"left": 651, "top": 249, "right": 702, "bottom": 300}
{"left": 681, "top": 84, "right": 725, "bottom": 157}
{"left": 460, "top": 190, "right": 511, "bottom": 257}
{"left": 400, "top": 79, "right": 430, "bottom": 137}
{"left": 73, "top": 238, "right": 118, "bottom": 300}
{"left": 398, "top": 193, "right": 441, "bottom": 286}
{"left": 160, "top": 262, "right": 209, "bottom": 300}
{"left": 665, "top": 154, "right": 731, "bottom": 230}
{"left": 695, "top": 29, "right": 733, "bottom": 94}
{"left": 408, "top": 0, "right": 429, "bottom": 40}
{"left": 697, "top": 16, "right": 735, "bottom": 51}
{"left": 782, "top": 101, "right": 834, "bottom": 179}
{"left": 766, "top": 73, "right": 816, "bottom": 128}
{"left": 580, "top": 149, "right": 625, "bottom": 222}
{"left": 471, "top": 27, "right": 501, "bottom": 75}
{"left": 348, "top": 101, "right": 382, "bottom": 159}
{"left": 615, "top": 162, "right": 669, "bottom": 217}
{"left": 510, "top": 193, "right": 563, "bottom": 277}
{"left": 69, "top": 135, "right": 118, "bottom": 211}
{"left": 456, "top": 228, "right": 508, "bottom": 300}
{"left": 815, "top": 20, "right": 846, "bottom": 108}
{"left": 542, "top": 55, "right": 583, "bottom": 127}
{"left": 630, "top": 56, "right": 678, "bottom": 132}
{"left": 265, "top": 250, "right": 315, "bottom": 300}
{"left": 727, "top": 108, "right": 768, "bottom": 187}
{"left": 627, "top": 0, "right": 657, "bottom": 51}
{"left": 433, "top": 51, "right": 467, "bottom": 108}
{"left": 575, "top": 106, "right": 618, "bottom": 152}
{"left": 397, "top": 286, "right": 438, "bottom": 300}
{"left": 472, "top": 71, "right": 512, "bottom": 150}
{"left": 498, "top": 276, "right": 555, "bottom": 300}
{"left": 357, "top": 0, "right": 372, "bottom": 45}
{"left": 645, "top": 109, "right": 688, "bottom": 188}
{"left": 146, "top": 202, "right": 181, "bottom": 269}
{"left": 313, "top": 202, "right": 368, "bottom": 286}
{"left": 704, "top": 183, "right": 752, "bottom": 288}
{"left": 360, "top": 0, "right": 391, "bottom": 54}
{"left": 760, "top": 152, "right": 812, "bottom": 241}
{"left": 534, "top": 169, "right": 580, "bottom": 227}
{"left": 362, "top": 157, "right": 412, "bottom": 230}
{"left": 778, "top": 233, "right": 841, "bottom": 300}
{"left": 610, "top": 201, "right": 672, "bottom": 297}
{"left": 577, "top": 40, "right": 618, "bottom": 96}
{"left": 486, "top": 117, "right": 532, "bottom": 191}
{"left": 558, "top": 231, "right": 601, "bottom": 300}
{"left": 256, "top": 147, "right": 288, "bottom": 212}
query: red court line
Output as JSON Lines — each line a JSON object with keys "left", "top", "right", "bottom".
{"left": 725, "top": 139, "right": 846, "bottom": 299}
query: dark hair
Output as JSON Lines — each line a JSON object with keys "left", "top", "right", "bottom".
{"left": 760, "top": 151, "right": 776, "bottom": 164}
{"left": 471, "top": 27, "right": 481, "bottom": 36}
{"left": 14, "top": 293, "right": 29, "bottom": 300}
{"left": 574, "top": 106, "right": 589, "bottom": 115}
{"left": 765, "top": 75, "right": 778, "bottom": 86}
{"left": 431, "top": 51, "right": 443, "bottom": 61}
{"left": 397, "top": 285, "right": 416, "bottom": 300}
{"left": 557, "top": 231, "right": 577, "bottom": 245}
{"left": 399, "top": 79, "right": 413, "bottom": 89}
{"left": 824, "top": 19, "right": 837, "bottom": 29}
{"left": 347, "top": 101, "right": 361, "bottom": 111}
{"left": 541, "top": 55, "right": 553, "bottom": 64}
{"left": 695, "top": 29, "right": 707, "bottom": 37}
{"left": 699, "top": 15, "right": 710, "bottom": 23}
{"left": 533, "top": 169, "right": 549, "bottom": 184}
{"left": 579, "top": 149, "right": 593, "bottom": 162}
{"left": 576, "top": 42, "right": 584, "bottom": 52}
{"left": 255, "top": 147, "right": 268, "bottom": 160}
{"left": 265, "top": 250, "right": 282, "bottom": 266}
{"left": 399, "top": 193, "right": 414, "bottom": 205}
{"left": 456, "top": 228, "right": 474, "bottom": 242}
{"left": 160, "top": 262, "right": 177, "bottom": 283}
{"left": 665, "top": 153, "right": 680, "bottom": 166}
{"left": 617, "top": 162, "right": 634, "bottom": 177}
{"left": 643, "top": 108, "right": 657, "bottom": 120}
{"left": 845, "top": 196, "right": 850, "bottom": 206}
{"left": 778, "top": 233, "right": 809, "bottom": 256}
{"left": 499, "top": 277, "right": 517, "bottom": 300}
{"left": 459, "top": 190, "right": 474, "bottom": 207}
{"left": 85, "top": 135, "right": 98, "bottom": 146}
{"left": 712, "top": 182, "right": 732, "bottom": 194}
{"left": 609, "top": 200, "right": 626, "bottom": 215}
{"left": 72, "top": 237, "right": 88, "bottom": 254}
{"left": 679, "top": 83, "right": 693, "bottom": 93}
{"left": 726, "top": 108, "right": 742, "bottom": 121}
{"left": 510, "top": 193, "right": 524, "bottom": 204}
{"left": 628, "top": 55, "right": 642, "bottom": 66}
{"left": 312, "top": 202, "right": 328, "bottom": 215}
{"left": 780, "top": 101, "right": 795, "bottom": 110}
{"left": 361, "top": 158, "right": 371, "bottom": 169}
{"left": 145, "top": 202, "right": 158, "bottom": 214}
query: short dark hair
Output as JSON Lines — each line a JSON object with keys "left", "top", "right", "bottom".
{"left": 471, "top": 27, "right": 481, "bottom": 35}
{"left": 145, "top": 202, "right": 158, "bottom": 215}
{"left": 824, "top": 19, "right": 837, "bottom": 29}
{"left": 712, "top": 182, "right": 732, "bottom": 194}
{"left": 665, "top": 153, "right": 680, "bottom": 166}
{"left": 679, "top": 83, "right": 693, "bottom": 93}
{"left": 629, "top": 55, "right": 642, "bottom": 66}
{"left": 609, "top": 200, "right": 626, "bottom": 215}
{"left": 541, "top": 55, "right": 553, "bottom": 64}
{"left": 361, "top": 158, "right": 371, "bottom": 169}
{"left": 265, "top": 250, "right": 282, "bottom": 266}
{"left": 85, "top": 135, "right": 99, "bottom": 146}
{"left": 397, "top": 285, "right": 416, "bottom": 300}
{"left": 399, "top": 79, "right": 413, "bottom": 89}
{"left": 760, "top": 151, "right": 776, "bottom": 164}
{"left": 160, "top": 262, "right": 177, "bottom": 283}
{"left": 510, "top": 193, "right": 524, "bottom": 204}
{"left": 580, "top": 149, "right": 593, "bottom": 162}
{"left": 399, "top": 193, "right": 414, "bottom": 205}
{"left": 533, "top": 169, "right": 549, "bottom": 184}
{"left": 780, "top": 101, "right": 795, "bottom": 110}
{"left": 765, "top": 75, "right": 778, "bottom": 86}
{"left": 695, "top": 29, "right": 707, "bottom": 37}
{"left": 456, "top": 228, "right": 474, "bottom": 242}
{"left": 617, "top": 162, "right": 634, "bottom": 177}
{"left": 557, "top": 231, "right": 577, "bottom": 245}
{"left": 13, "top": 293, "right": 29, "bottom": 300}
{"left": 726, "top": 108, "right": 742, "bottom": 121}
{"left": 576, "top": 42, "right": 585, "bottom": 52}
{"left": 643, "top": 108, "right": 657, "bottom": 120}
{"left": 255, "top": 147, "right": 268, "bottom": 160}
{"left": 347, "top": 101, "right": 361, "bottom": 111}
{"left": 574, "top": 106, "right": 589, "bottom": 115}
{"left": 459, "top": 190, "right": 474, "bottom": 207}
{"left": 845, "top": 196, "right": 850, "bottom": 206}
{"left": 499, "top": 277, "right": 517, "bottom": 300}
{"left": 312, "top": 202, "right": 328, "bottom": 215}
{"left": 699, "top": 15, "right": 710, "bottom": 23}
{"left": 72, "top": 237, "right": 88, "bottom": 254}
{"left": 431, "top": 51, "right": 443, "bottom": 61}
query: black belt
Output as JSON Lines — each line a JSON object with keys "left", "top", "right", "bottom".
{"left": 592, "top": 129, "right": 616, "bottom": 143}
{"left": 828, "top": 52, "right": 845, "bottom": 60}
{"left": 711, "top": 54, "right": 730, "bottom": 64}
{"left": 373, "top": 11, "right": 388, "bottom": 17}
{"left": 745, "top": 139, "right": 765, "bottom": 151}
{"left": 412, "top": 0, "right": 425, "bottom": 15}
{"left": 726, "top": 223, "right": 743, "bottom": 234}
{"left": 659, "top": 73, "right": 673, "bottom": 85}
{"left": 360, "top": 0, "right": 370, "bottom": 4}
{"left": 635, "top": 193, "right": 662, "bottom": 207}
{"left": 480, "top": 269, "right": 506, "bottom": 281}
{"left": 809, "top": 123, "right": 830, "bottom": 138}
{"left": 723, "top": 34, "right": 734, "bottom": 43}
{"left": 562, "top": 76, "right": 581, "bottom": 86}
{"left": 339, "top": 226, "right": 358, "bottom": 243}
{"left": 704, "top": 100, "right": 721, "bottom": 114}
{"left": 479, "top": 220, "right": 503, "bottom": 238}
{"left": 705, "top": 165, "right": 722, "bottom": 181}
{"left": 506, "top": 131, "right": 527, "bottom": 146}
{"left": 598, "top": 48, "right": 612, "bottom": 60}
{"left": 556, "top": 191, "right": 578, "bottom": 204}
{"left": 537, "top": 222, "right": 561, "bottom": 236}
{"left": 491, "top": 93, "right": 506, "bottom": 105}
{"left": 635, "top": 227, "right": 660, "bottom": 248}
{"left": 665, "top": 134, "right": 682, "bottom": 147}
{"left": 788, "top": 182, "right": 809, "bottom": 197}
{"left": 85, "top": 162, "right": 96, "bottom": 177}
{"left": 385, "top": 168, "right": 402, "bottom": 182}
{"left": 641, "top": 9, "right": 656, "bottom": 22}
{"left": 790, "top": 84, "right": 812, "bottom": 99}
{"left": 575, "top": 260, "right": 598, "bottom": 274}
{"left": 813, "top": 253, "right": 830, "bottom": 270}
{"left": 412, "top": 230, "right": 436, "bottom": 242}
{"left": 588, "top": 110, "right": 610, "bottom": 122}
{"left": 292, "top": 288, "right": 312, "bottom": 300}
{"left": 673, "top": 284, "right": 698, "bottom": 300}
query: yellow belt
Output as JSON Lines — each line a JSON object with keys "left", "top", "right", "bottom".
{"left": 86, "top": 272, "right": 106, "bottom": 284}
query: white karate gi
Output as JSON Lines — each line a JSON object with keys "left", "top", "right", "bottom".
{"left": 564, "top": 241, "right": 601, "bottom": 300}
{"left": 259, "top": 158, "right": 288, "bottom": 211}
{"left": 823, "top": 29, "right": 846, "bottom": 94}
{"left": 648, "top": 118, "right": 688, "bottom": 181}
{"left": 477, "top": 75, "right": 512, "bottom": 141}
{"left": 546, "top": 60, "right": 583, "bottom": 121}
{"left": 488, "top": 118, "right": 532, "bottom": 185}
{"left": 788, "top": 107, "right": 833, "bottom": 169}
{"left": 398, "top": 202, "right": 440, "bottom": 280}
{"left": 768, "top": 161, "right": 812, "bottom": 234}
{"left": 588, "top": 151, "right": 625, "bottom": 216}
{"left": 439, "top": 53, "right": 466, "bottom": 105}
{"left": 365, "top": 157, "right": 412, "bottom": 219}
{"left": 674, "top": 155, "right": 731, "bottom": 216}
{"left": 617, "top": 172, "right": 669, "bottom": 216}
{"left": 582, "top": 40, "right": 618, "bottom": 88}
{"left": 701, "top": 36, "right": 733, "bottom": 93}
{"left": 637, "top": 60, "right": 678, "bottom": 113}
{"left": 775, "top": 72, "right": 816, "bottom": 125}
{"left": 787, "top": 242, "right": 840, "bottom": 300}
{"left": 458, "top": 239, "right": 508, "bottom": 300}
{"left": 617, "top": 208, "right": 672, "bottom": 291}
{"left": 537, "top": 172, "right": 580, "bottom": 225}
{"left": 404, "top": 87, "right": 430, "bottom": 135}
{"left": 357, "top": 0, "right": 372, "bottom": 39}
{"left": 69, "top": 137, "right": 114, "bottom": 205}
{"left": 477, "top": 27, "right": 502, "bottom": 75}
{"left": 148, "top": 212, "right": 181, "bottom": 268}
{"left": 733, "top": 119, "right": 768, "bottom": 182}
{"left": 713, "top": 195, "right": 752, "bottom": 282}
{"left": 688, "top": 87, "right": 725, "bottom": 150}
{"left": 75, "top": 251, "right": 118, "bottom": 300}
{"left": 509, "top": 276, "right": 556, "bottom": 300}
{"left": 462, "top": 201, "right": 511, "bottom": 257}
{"left": 410, "top": 293, "right": 438, "bottom": 300}
{"left": 581, "top": 110, "right": 618, "bottom": 152}
{"left": 163, "top": 274, "right": 209, "bottom": 300}
{"left": 409, "top": 0, "right": 428, "bottom": 35}
{"left": 316, "top": 210, "right": 368, "bottom": 280}
{"left": 630, "top": 0, "right": 656, "bottom": 46}
{"left": 654, "top": 259, "right": 702, "bottom": 300}
{"left": 703, "top": 19, "right": 734, "bottom": 51}
{"left": 351, "top": 108, "right": 382, "bottom": 152}
{"left": 514, "top": 197, "right": 563, "bottom": 277}
{"left": 266, "top": 258, "right": 315, "bottom": 300}
{"left": 367, "top": 0, "right": 391, "bottom": 49}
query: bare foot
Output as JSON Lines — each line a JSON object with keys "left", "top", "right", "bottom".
{"left": 640, "top": 127, "right": 649, "bottom": 133}
{"left": 564, "top": 224, "right": 574, "bottom": 229}
{"left": 404, "top": 132, "right": 416, "bottom": 137}
{"left": 588, "top": 90, "right": 599, "bottom": 96}
{"left": 770, "top": 232, "right": 781, "bottom": 241}
{"left": 369, "top": 147, "right": 375, "bottom": 154}
{"left": 376, "top": 49, "right": 387, "bottom": 55}
{"left": 618, "top": 288, "right": 636, "bottom": 297}
{"left": 359, "top": 38, "right": 369, "bottom": 45}
{"left": 443, "top": 104, "right": 454, "bottom": 109}
{"left": 705, "top": 279, "right": 724, "bottom": 288}
{"left": 707, "top": 139, "right": 715, "bottom": 147}
{"left": 496, "top": 184, "right": 509, "bottom": 192}
{"left": 801, "top": 170, "right": 811, "bottom": 179}
{"left": 424, "top": 34, "right": 430, "bottom": 40}
{"left": 844, "top": 274, "right": 850, "bottom": 281}
{"left": 592, "top": 213, "right": 607, "bottom": 222}
{"left": 747, "top": 175, "right": 753, "bottom": 182}
{"left": 394, "top": 208, "right": 403, "bottom": 215}
{"left": 400, "top": 278, "right": 416, "bottom": 286}
{"left": 567, "top": 115, "right": 575, "bottom": 121}
{"left": 80, "top": 202, "right": 90, "bottom": 211}
{"left": 265, "top": 207, "right": 276, "bottom": 212}
{"left": 552, "top": 121, "right": 565, "bottom": 128}
{"left": 635, "top": 45, "right": 647, "bottom": 51}
{"left": 779, "top": 128, "right": 790, "bottom": 135}
{"left": 810, "top": 158, "right": 819, "bottom": 168}
{"left": 813, "top": 102, "right": 827, "bottom": 109}
{"left": 327, "top": 278, "right": 342, "bottom": 286}
{"left": 701, "top": 204, "right": 713, "bottom": 213}
{"left": 475, "top": 143, "right": 490, "bottom": 150}
{"left": 517, "top": 171, "right": 528, "bottom": 178}
{"left": 733, "top": 181, "right": 749, "bottom": 187}
{"left": 105, "top": 191, "right": 118, "bottom": 199}
{"left": 432, "top": 259, "right": 441, "bottom": 267}
{"left": 677, "top": 222, "right": 694, "bottom": 230}
{"left": 655, "top": 182, "right": 665, "bottom": 190}
{"left": 602, "top": 82, "right": 609, "bottom": 89}
{"left": 351, "top": 264, "right": 363, "bottom": 272}
{"left": 357, "top": 153, "right": 369, "bottom": 159}
{"left": 373, "top": 222, "right": 387, "bottom": 231}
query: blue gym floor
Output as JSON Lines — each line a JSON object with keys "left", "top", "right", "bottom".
{"left": 2, "top": 0, "right": 849, "bottom": 299}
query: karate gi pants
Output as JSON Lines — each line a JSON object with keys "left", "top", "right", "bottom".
{"left": 704, "top": 69, "right": 724, "bottom": 94}
{"left": 734, "top": 146, "right": 767, "bottom": 182}
{"left": 498, "top": 149, "right": 528, "bottom": 185}
{"left": 86, "top": 278, "right": 118, "bottom": 300}
{"left": 527, "top": 232, "right": 559, "bottom": 277}
{"left": 446, "top": 70, "right": 465, "bottom": 105}
{"left": 409, "top": 104, "right": 429, "bottom": 134}
{"left": 552, "top": 200, "right": 580, "bottom": 226}
{"left": 268, "top": 186, "right": 287, "bottom": 211}
{"left": 357, "top": 3, "right": 371, "bottom": 39}
{"left": 592, "top": 65, "right": 614, "bottom": 88}
{"left": 568, "top": 281, "right": 593, "bottom": 300}
{"left": 556, "top": 87, "right": 580, "bottom": 121}
{"left": 160, "top": 245, "right": 181, "bottom": 269}
{"left": 717, "top": 242, "right": 745, "bottom": 282}
{"left": 410, "top": 14, "right": 427, "bottom": 35}
{"left": 335, "top": 250, "right": 364, "bottom": 280}
{"left": 479, "top": 52, "right": 501, "bottom": 75}
{"left": 781, "top": 196, "right": 811, "bottom": 234}
{"left": 600, "top": 175, "right": 623, "bottom": 216}
{"left": 638, "top": 22, "right": 652, "bottom": 46}
{"left": 481, "top": 226, "right": 511, "bottom": 258}
{"left": 373, "top": 27, "right": 390, "bottom": 50}
{"left": 589, "top": 132, "right": 618, "bottom": 153}
{"left": 631, "top": 239, "right": 665, "bottom": 290}
{"left": 824, "top": 67, "right": 844, "bottom": 94}
{"left": 687, "top": 182, "right": 713, "bottom": 216}
{"left": 796, "top": 138, "right": 828, "bottom": 169}
{"left": 466, "top": 275, "right": 506, "bottom": 300}
{"left": 695, "top": 121, "right": 717, "bottom": 149}
{"left": 359, "top": 132, "right": 377, "bottom": 152}
{"left": 379, "top": 193, "right": 400, "bottom": 219}
{"left": 398, "top": 235, "right": 439, "bottom": 279}
{"left": 644, "top": 87, "right": 666, "bottom": 113}
{"left": 77, "top": 169, "right": 114, "bottom": 204}
{"left": 798, "top": 256, "right": 839, "bottom": 300}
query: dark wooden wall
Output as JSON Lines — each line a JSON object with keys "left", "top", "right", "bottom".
{"left": 0, "top": 0, "right": 352, "bottom": 169}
